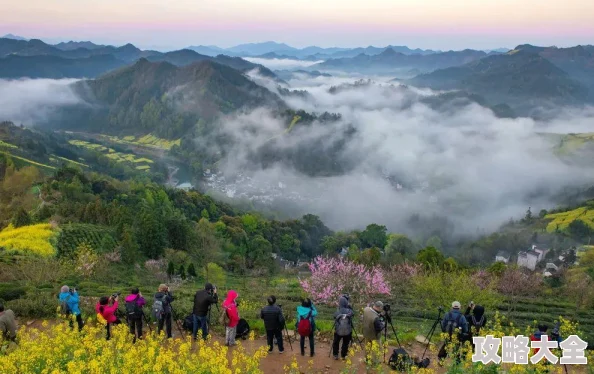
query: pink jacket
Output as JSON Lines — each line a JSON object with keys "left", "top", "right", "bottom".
{"left": 222, "top": 290, "right": 240, "bottom": 328}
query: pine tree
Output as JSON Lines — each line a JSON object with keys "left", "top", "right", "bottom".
{"left": 187, "top": 263, "right": 197, "bottom": 278}
{"left": 178, "top": 264, "right": 186, "bottom": 280}
{"left": 167, "top": 261, "right": 175, "bottom": 280}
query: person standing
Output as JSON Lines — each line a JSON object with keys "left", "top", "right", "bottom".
{"left": 332, "top": 294, "right": 354, "bottom": 360}
{"left": 96, "top": 295, "right": 121, "bottom": 340}
{"left": 222, "top": 290, "right": 240, "bottom": 346}
{"left": 0, "top": 303, "right": 17, "bottom": 342}
{"left": 438, "top": 301, "right": 469, "bottom": 361}
{"left": 362, "top": 301, "right": 385, "bottom": 363}
{"left": 192, "top": 283, "right": 218, "bottom": 340}
{"left": 58, "top": 285, "right": 84, "bottom": 331}
{"left": 296, "top": 298, "right": 317, "bottom": 357}
{"left": 125, "top": 287, "right": 146, "bottom": 343}
{"left": 260, "top": 295, "right": 285, "bottom": 353}
{"left": 154, "top": 284, "right": 174, "bottom": 338}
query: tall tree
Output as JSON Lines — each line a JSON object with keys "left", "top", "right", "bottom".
{"left": 359, "top": 223, "right": 388, "bottom": 249}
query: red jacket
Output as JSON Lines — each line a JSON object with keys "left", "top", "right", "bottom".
{"left": 96, "top": 300, "right": 119, "bottom": 323}
{"left": 222, "top": 290, "right": 240, "bottom": 328}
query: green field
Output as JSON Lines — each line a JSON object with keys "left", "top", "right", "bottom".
{"left": 99, "top": 134, "right": 181, "bottom": 150}
{"left": 69, "top": 139, "right": 153, "bottom": 170}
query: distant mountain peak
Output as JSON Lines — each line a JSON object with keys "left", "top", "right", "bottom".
{"left": 2, "top": 33, "right": 27, "bottom": 41}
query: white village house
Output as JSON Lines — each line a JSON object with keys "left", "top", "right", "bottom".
{"left": 495, "top": 251, "right": 510, "bottom": 263}
{"left": 517, "top": 245, "right": 548, "bottom": 271}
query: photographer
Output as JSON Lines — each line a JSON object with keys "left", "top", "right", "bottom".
{"left": 464, "top": 302, "right": 487, "bottom": 339}
{"left": 192, "top": 283, "right": 218, "bottom": 340}
{"left": 332, "top": 294, "right": 354, "bottom": 360}
{"left": 154, "top": 284, "right": 174, "bottom": 338}
{"left": 96, "top": 294, "right": 121, "bottom": 340}
{"left": 363, "top": 301, "right": 386, "bottom": 363}
{"left": 58, "top": 285, "right": 84, "bottom": 331}
{"left": 125, "top": 287, "right": 146, "bottom": 343}
{"left": 438, "top": 301, "right": 468, "bottom": 361}
{"left": 0, "top": 303, "right": 17, "bottom": 342}
{"left": 260, "top": 295, "right": 285, "bottom": 353}
{"left": 296, "top": 298, "right": 317, "bottom": 357}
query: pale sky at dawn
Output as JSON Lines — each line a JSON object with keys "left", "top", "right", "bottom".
{"left": 2, "top": 0, "right": 593, "bottom": 50}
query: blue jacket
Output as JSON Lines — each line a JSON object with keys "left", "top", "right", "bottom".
{"left": 296, "top": 304, "right": 318, "bottom": 330}
{"left": 59, "top": 291, "right": 81, "bottom": 316}
{"left": 441, "top": 309, "right": 468, "bottom": 334}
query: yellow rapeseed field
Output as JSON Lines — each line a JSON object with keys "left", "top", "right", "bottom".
{"left": 0, "top": 321, "right": 268, "bottom": 373}
{"left": 0, "top": 223, "right": 56, "bottom": 257}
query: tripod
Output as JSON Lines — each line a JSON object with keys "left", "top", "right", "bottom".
{"left": 383, "top": 313, "right": 403, "bottom": 363}
{"left": 421, "top": 307, "right": 443, "bottom": 361}
{"left": 283, "top": 320, "right": 294, "bottom": 351}
{"left": 169, "top": 305, "right": 187, "bottom": 341}
{"left": 141, "top": 310, "right": 153, "bottom": 333}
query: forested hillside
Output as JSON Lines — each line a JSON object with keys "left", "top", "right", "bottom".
{"left": 51, "top": 59, "right": 284, "bottom": 138}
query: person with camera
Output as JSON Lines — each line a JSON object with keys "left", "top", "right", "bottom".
{"left": 154, "top": 284, "right": 174, "bottom": 338}
{"left": 125, "top": 287, "right": 146, "bottom": 343}
{"left": 363, "top": 301, "right": 386, "bottom": 363}
{"left": 464, "top": 301, "right": 487, "bottom": 344}
{"left": 192, "top": 283, "right": 217, "bottom": 340}
{"left": 260, "top": 295, "right": 285, "bottom": 353}
{"left": 332, "top": 294, "right": 354, "bottom": 360}
{"left": 96, "top": 293, "right": 121, "bottom": 340}
{"left": 58, "top": 285, "right": 84, "bottom": 331}
{"left": 296, "top": 298, "right": 317, "bottom": 357}
{"left": 0, "top": 303, "right": 17, "bottom": 343}
{"left": 438, "top": 301, "right": 468, "bottom": 361}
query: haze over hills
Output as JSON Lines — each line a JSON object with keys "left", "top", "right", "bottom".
{"left": 49, "top": 59, "right": 284, "bottom": 138}
{"left": 407, "top": 45, "right": 594, "bottom": 115}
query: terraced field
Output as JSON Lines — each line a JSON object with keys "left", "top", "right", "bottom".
{"left": 68, "top": 140, "right": 153, "bottom": 171}
{"left": 545, "top": 204, "right": 594, "bottom": 233}
{"left": 99, "top": 134, "right": 181, "bottom": 150}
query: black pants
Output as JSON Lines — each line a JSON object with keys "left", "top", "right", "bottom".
{"left": 106, "top": 318, "right": 122, "bottom": 340}
{"left": 128, "top": 316, "right": 143, "bottom": 342}
{"left": 332, "top": 333, "right": 352, "bottom": 358}
{"left": 68, "top": 314, "right": 84, "bottom": 331}
{"left": 300, "top": 333, "right": 314, "bottom": 356}
{"left": 266, "top": 329, "right": 284, "bottom": 352}
{"left": 158, "top": 313, "right": 172, "bottom": 338}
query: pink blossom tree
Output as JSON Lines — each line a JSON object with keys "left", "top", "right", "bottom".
{"left": 300, "top": 256, "right": 391, "bottom": 305}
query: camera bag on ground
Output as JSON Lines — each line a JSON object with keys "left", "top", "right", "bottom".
{"left": 388, "top": 348, "right": 413, "bottom": 371}
{"left": 182, "top": 315, "right": 193, "bottom": 331}
{"left": 236, "top": 318, "right": 250, "bottom": 339}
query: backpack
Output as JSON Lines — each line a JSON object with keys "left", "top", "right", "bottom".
{"left": 442, "top": 312, "right": 464, "bottom": 337}
{"left": 152, "top": 296, "right": 165, "bottom": 320}
{"left": 335, "top": 314, "right": 351, "bottom": 337}
{"left": 125, "top": 296, "right": 143, "bottom": 318}
{"left": 471, "top": 315, "right": 485, "bottom": 332}
{"left": 60, "top": 295, "right": 72, "bottom": 315}
{"left": 388, "top": 348, "right": 413, "bottom": 371}
{"left": 182, "top": 314, "right": 194, "bottom": 331}
{"left": 297, "top": 311, "right": 313, "bottom": 337}
{"left": 219, "top": 306, "right": 230, "bottom": 326}
{"left": 236, "top": 318, "right": 250, "bottom": 340}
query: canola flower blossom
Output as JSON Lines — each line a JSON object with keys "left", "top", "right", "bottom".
{"left": 0, "top": 223, "right": 56, "bottom": 257}
{"left": 0, "top": 321, "right": 268, "bottom": 373}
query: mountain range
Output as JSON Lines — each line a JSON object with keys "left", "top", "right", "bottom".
{"left": 0, "top": 38, "right": 275, "bottom": 79}
{"left": 314, "top": 48, "right": 489, "bottom": 75}
{"left": 406, "top": 45, "right": 594, "bottom": 114}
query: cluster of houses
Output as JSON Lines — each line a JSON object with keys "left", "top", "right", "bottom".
{"left": 495, "top": 245, "right": 575, "bottom": 277}
{"left": 271, "top": 253, "right": 309, "bottom": 270}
